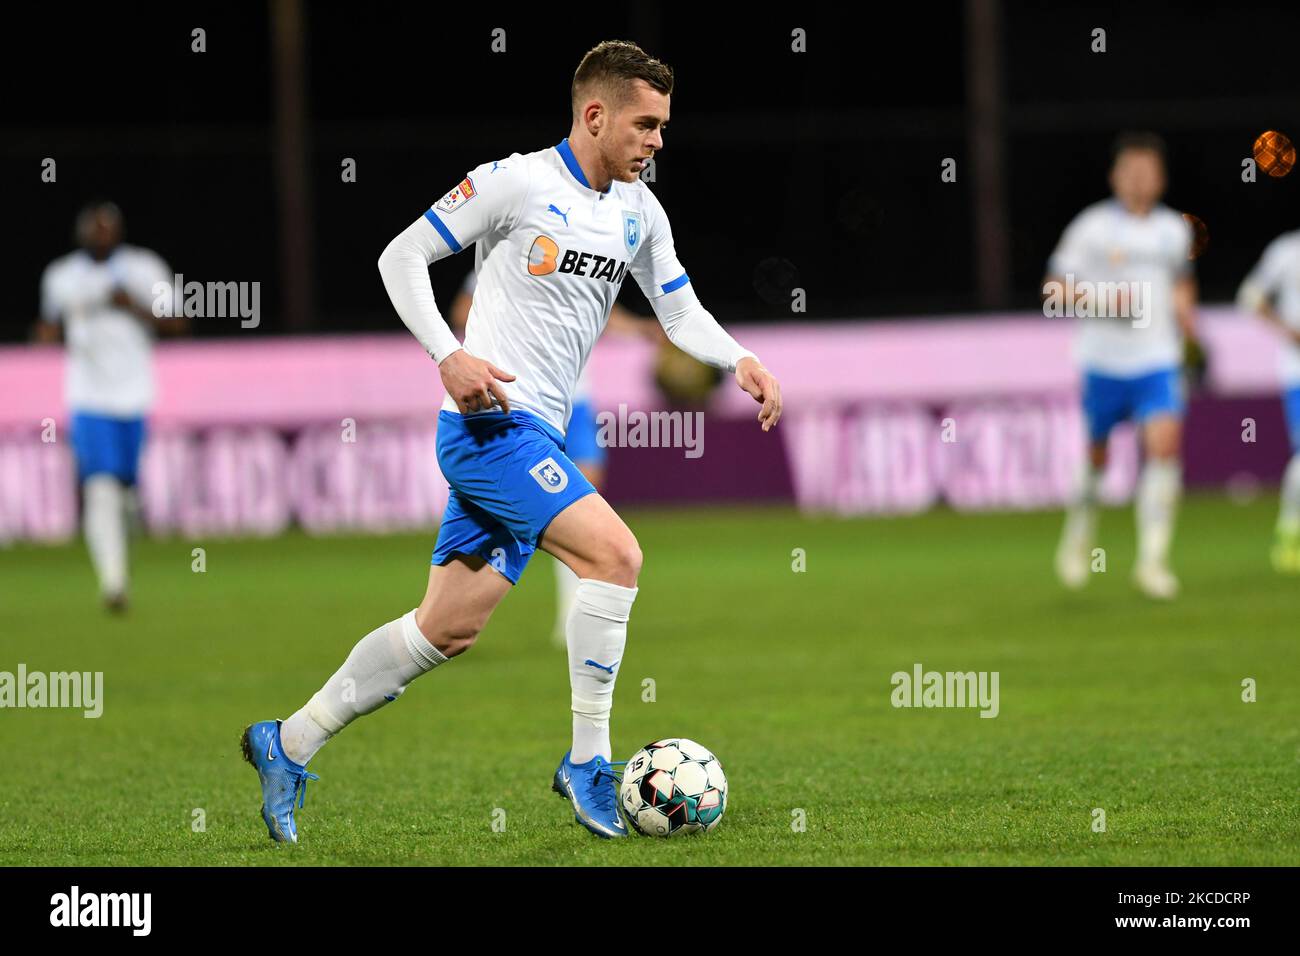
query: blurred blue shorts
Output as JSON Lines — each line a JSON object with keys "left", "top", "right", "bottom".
{"left": 70, "top": 411, "right": 147, "bottom": 484}
{"left": 565, "top": 398, "right": 606, "bottom": 467}
{"left": 1081, "top": 366, "right": 1184, "bottom": 444}
{"left": 1283, "top": 386, "right": 1300, "bottom": 453}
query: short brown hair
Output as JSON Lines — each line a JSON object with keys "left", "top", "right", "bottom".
{"left": 1111, "top": 131, "right": 1167, "bottom": 166}
{"left": 572, "top": 40, "right": 673, "bottom": 121}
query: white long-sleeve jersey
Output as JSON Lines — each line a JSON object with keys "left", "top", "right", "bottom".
{"left": 1238, "top": 230, "right": 1300, "bottom": 387}
{"left": 1047, "top": 198, "right": 1193, "bottom": 377}
{"left": 457, "top": 267, "right": 593, "bottom": 406}
{"left": 378, "top": 138, "right": 756, "bottom": 433}
{"left": 39, "top": 245, "right": 174, "bottom": 416}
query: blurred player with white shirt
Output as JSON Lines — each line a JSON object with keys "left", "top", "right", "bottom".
{"left": 242, "top": 41, "right": 782, "bottom": 843}
{"left": 1044, "top": 134, "right": 1200, "bottom": 599}
{"left": 35, "top": 202, "right": 185, "bottom": 611}
{"left": 1236, "top": 230, "right": 1300, "bottom": 571}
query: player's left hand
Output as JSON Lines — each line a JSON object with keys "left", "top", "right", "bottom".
{"left": 735, "top": 357, "right": 782, "bottom": 431}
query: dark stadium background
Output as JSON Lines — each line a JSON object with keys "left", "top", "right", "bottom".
{"left": 3, "top": 0, "right": 1298, "bottom": 342}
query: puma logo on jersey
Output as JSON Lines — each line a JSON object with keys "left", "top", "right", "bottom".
{"left": 546, "top": 203, "right": 571, "bottom": 226}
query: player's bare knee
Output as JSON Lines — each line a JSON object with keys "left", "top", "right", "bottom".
{"left": 431, "top": 619, "right": 482, "bottom": 658}
{"left": 413, "top": 607, "right": 481, "bottom": 658}
{"left": 1145, "top": 433, "right": 1180, "bottom": 461}
{"left": 602, "top": 537, "right": 643, "bottom": 586}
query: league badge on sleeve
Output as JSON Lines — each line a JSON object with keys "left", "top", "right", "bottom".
{"left": 435, "top": 176, "right": 477, "bottom": 215}
{"left": 623, "top": 211, "right": 642, "bottom": 256}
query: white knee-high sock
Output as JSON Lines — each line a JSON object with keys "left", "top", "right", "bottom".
{"left": 1136, "top": 458, "right": 1181, "bottom": 566}
{"left": 279, "top": 609, "right": 447, "bottom": 765}
{"left": 1278, "top": 454, "right": 1300, "bottom": 537}
{"left": 83, "top": 474, "right": 128, "bottom": 597}
{"left": 1064, "top": 461, "right": 1102, "bottom": 546}
{"left": 123, "top": 485, "right": 143, "bottom": 536}
{"left": 568, "top": 579, "right": 638, "bottom": 764}
{"left": 552, "top": 557, "right": 581, "bottom": 644}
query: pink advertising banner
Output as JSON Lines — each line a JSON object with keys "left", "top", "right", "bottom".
{"left": 0, "top": 307, "right": 1294, "bottom": 542}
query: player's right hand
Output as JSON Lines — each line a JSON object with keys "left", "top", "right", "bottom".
{"left": 438, "top": 349, "right": 516, "bottom": 414}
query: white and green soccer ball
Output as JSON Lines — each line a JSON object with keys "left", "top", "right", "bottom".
{"left": 619, "top": 738, "right": 728, "bottom": 836}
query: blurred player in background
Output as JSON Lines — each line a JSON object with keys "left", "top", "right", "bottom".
{"left": 449, "top": 268, "right": 668, "bottom": 647}
{"left": 1045, "top": 133, "right": 1200, "bottom": 600}
{"left": 1236, "top": 230, "right": 1300, "bottom": 572}
{"left": 33, "top": 202, "right": 186, "bottom": 612}
{"left": 243, "top": 40, "right": 781, "bottom": 843}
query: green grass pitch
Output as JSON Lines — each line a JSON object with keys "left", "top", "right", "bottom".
{"left": 1, "top": 493, "right": 1296, "bottom": 865}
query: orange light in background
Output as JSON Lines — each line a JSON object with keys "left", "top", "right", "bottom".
{"left": 1182, "top": 213, "right": 1210, "bottom": 260}
{"left": 1253, "top": 130, "right": 1296, "bottom": 178}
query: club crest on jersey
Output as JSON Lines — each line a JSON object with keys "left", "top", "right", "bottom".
{"left": 623, "top": 211, "right": 642, "bottom": 256}
{"left": 435, "top": 177, "right": 477, "bottom": 214}
{"left": 529, "top": 457, "right": 569, "bottom": 493}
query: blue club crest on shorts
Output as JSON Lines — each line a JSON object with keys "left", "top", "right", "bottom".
{"left": 529, "top": 456, "right": 569, "bottom": 493}
{"left": 623, "top": 211, "right": 642, "bottom": 256}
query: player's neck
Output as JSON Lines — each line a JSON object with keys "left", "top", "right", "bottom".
{"left": 1117, "top": 198, "right": 1156, "bottom": 218}
{"left": 566, "top": 134, "right": 613, "bottom": 194}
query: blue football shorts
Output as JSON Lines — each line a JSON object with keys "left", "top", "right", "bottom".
{"left": 1080, "top": 366, "right": 1185, "bottom": 444}
{"left": 565, "top": 397, "right": 607, "bottom": 467}
{"left": 431, "top": 408, "right": 597, "bottom": 584}
{"left": 69, "top": 411, "right": 147, "bottom": 484}
{"left": 1283, "top": 386, "right": 1300, "bottom": 454}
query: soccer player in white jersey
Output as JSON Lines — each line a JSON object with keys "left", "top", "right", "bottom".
{"left": 35, "top": 202, "right": 185, "bottom": 612}
{"left": 242, "top": 40, "right": 782, "bottom": 842}
{"left": 449, "top": 268, "right": 668, "bottom": 647}
{"left": 1237, "top": 230, "right": 1300, "bottom": 571}
{"left": 1045, "top": 133, "right": 1199, "bottom": 600}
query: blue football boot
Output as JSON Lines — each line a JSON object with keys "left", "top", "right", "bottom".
{"left": 552, "top": 750, "right": 628, "bottom": 838}
{"left": 240, "top": 720, "right": 320, "bottom": 844}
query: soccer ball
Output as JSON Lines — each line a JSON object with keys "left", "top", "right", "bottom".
{"left": 619, "top": 738, "right": 727, "bottom": 836}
